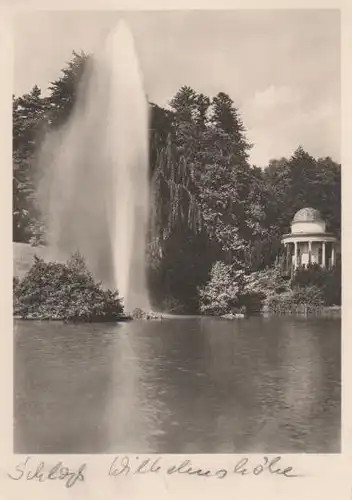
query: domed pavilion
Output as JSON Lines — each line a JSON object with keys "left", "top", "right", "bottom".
{"left": 281, "top": 207, "right": 338, "bottom": 272}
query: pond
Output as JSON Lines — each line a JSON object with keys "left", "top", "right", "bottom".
{"left": 14, "top": 315, "right": 340, "bottom": 453}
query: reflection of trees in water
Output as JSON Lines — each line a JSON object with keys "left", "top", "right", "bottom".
{"left": 173, "top": 317, "right": 339, "bottom": 453}
{"left": 108, "top": 317, "right": 339, "bottom": 454}
{"left": 106, "top": 320, "right": 195, "bottom": 453}
{"left": 15, "top": 317, "right": 340, "bottom": 453}
{"left": 254, "top": 318, "right": 340, "bottom": 453}
{"left": 203, "top": 317, "right": 293, "bottom": 452}
{"left": 140, "top": 319, "right": 212, "bottom": 453}
{"left": 202, "top": 318, "right": 258, "bottom": 452}
{"left": 275, "top": 319, "right": 322, "bottom": 450}
{"left": 281, "top": 320, "right": 321, "bottom": 409}
{"left": 108, "top": 318, "right": 243, "bottom": 453}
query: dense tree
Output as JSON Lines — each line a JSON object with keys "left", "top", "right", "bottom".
{"left": 48, "top": 50, "right": 90, "bottom": 128}
{"left": 13, "top": 52, "right": 91, "bottom": 243}
{"left": 211, "top": 92, "right": 250, "bottom": 162}
{"left": 194, "top": 93, "right": 256, "bottom": 266}
{"left": 262, "top": 148, "right": 341, "bottom": 237}
{"left": 314, "top": 157, "right": 341, "bottom": 236}
{"left": 13, "top": 51, "right": 341, "bottom": 313}
{"left": 12, "top": 86, "right": 49, "bottom": 241}
{"left": 149, "top": 103, "right": 174, "bottom": 175}
{"left": 149, "top": 88, "right": 257, "bottom": 309}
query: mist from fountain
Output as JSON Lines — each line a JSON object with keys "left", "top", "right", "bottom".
{"left": 38, "top": 20, "right": 150, "bottom": 313}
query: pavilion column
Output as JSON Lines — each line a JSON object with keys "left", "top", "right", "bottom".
{"left": 331, "top": 244, "right": 336, "bottom": 267}
{"left": 322, "top": 241, "right": 326, "bottom": 268}
{"left": 284, "top": 243, "right": 287, "bottom": 270}
{"left": 294, "top": 241, "right": 298, "bottom": 269}
{"left": 308, "top": 240, "right": 312, "bottom": 266}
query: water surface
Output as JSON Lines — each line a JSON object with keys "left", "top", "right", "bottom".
{"left": 14, "top": 316, "right": 340, "bottom": 453}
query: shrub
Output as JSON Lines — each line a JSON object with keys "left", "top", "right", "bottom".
{"left": 199, "top": 262, "right": 291, "bottom": 315}
{"left": 198, "top": 259, "right": 339, "bottom": 316}
{"left": 240, "top": 266, "right": 290, "bottom": 312}
{"left": 199, "top": 261, "right": 245, "bottom": 315}
{"left": 292, "top": 285, "right": 324, "bottom": 308}
{"left": 323, "top": 264, "right": 341, "bottom": 306}
{"left": 13, "top": 276, "right": 20, "bottom": 290}
{"left": 13, "top": 252, "right": 124, "bottom": 322}
{"left": 267, "top": 285, "right": 324, "bottom": 315}
{"left": 132, "top": 308, "right": 144, "bottom": 319}
{"left": 292, "top": 262, "right": 341, "bottom": 306}
{"left": 292, "top": 264, "right": 326, "bottom": 288}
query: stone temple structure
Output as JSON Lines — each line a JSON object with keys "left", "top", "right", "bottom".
{"left": 281, "top": 207, "right": 338, "bottom": 272}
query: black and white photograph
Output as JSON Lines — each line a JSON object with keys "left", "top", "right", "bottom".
{"left": 13, "top": 9, "right": 341, "bottom": 454}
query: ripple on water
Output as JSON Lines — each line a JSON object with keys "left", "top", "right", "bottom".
{"left": 14, "top": 316, "right": 340, "bottom": 453}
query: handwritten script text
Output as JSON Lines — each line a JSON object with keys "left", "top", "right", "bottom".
{"left": 7, "top": 454, "right": 301, "bottom": 489}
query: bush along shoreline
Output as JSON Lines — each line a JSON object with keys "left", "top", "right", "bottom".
{"left": 13, "top": 253, "right": 128, "bottom": 323}
{"left": 13, "top": 252, "right": 341, "bottom": 322}
{"left": 198, "top": 261, "right": 341, "bottom": 318}
{"left": 264, "top": 263, "right": 341, "bottom": 317}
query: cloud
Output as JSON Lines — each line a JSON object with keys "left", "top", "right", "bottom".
{"left": 14, "top": 10, "right": 340, "bottom": 167}
{"left": 242, "top": 85, "right": 340, "bottom": 167}
{"left": 249, "top": 85, "right": 301, "bottom": 112}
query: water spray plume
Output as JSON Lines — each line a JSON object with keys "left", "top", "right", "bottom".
{"left": 38, "top": 20, "right": 150, "bottom": 313}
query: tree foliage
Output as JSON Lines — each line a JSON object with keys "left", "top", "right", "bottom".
{"left": 198, "top": 261, "right": 245, "bottom": 315}
{"left": 13, "top": 86, "right": 50, "bottom": 241}
{"left": 14, "top": 253, "right": 124, "bottom": 321}
{"left": 292, "top": 262, "right": 341, "bottom": 306}
{"left": 12, "top": 52, "right": 89, "bottom": 242}
{"left": 13, "top": 51, "right": 341, "bottom": 314}
{"left": 267, "top": 286, "right": 324, "bottom": 315}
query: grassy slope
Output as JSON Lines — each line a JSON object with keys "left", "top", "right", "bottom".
{"left": 13, "top": 242, "right": 49, "bottom": 279}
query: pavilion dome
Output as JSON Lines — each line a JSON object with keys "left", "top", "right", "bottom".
{"left": 292, "top": 207, "right": 323, "bottom": 223}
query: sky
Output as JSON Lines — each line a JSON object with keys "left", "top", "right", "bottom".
{"left": 14, "top": 9, "right": 340, "bottom": 167}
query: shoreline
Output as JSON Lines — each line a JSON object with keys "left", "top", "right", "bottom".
{"left": 13, "top": 305, "right": 341, "bottom": 323}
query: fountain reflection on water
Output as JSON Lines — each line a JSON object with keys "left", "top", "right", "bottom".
{"left": 14, "top": 316, "right": 341, "bottom": 453}
{"left": 38, "top": 20, "right": 150, "bottom": 313}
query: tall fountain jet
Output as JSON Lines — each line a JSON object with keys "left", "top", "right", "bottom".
{"left": 38, "top": 20, "right": 150, "bottom": 312}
